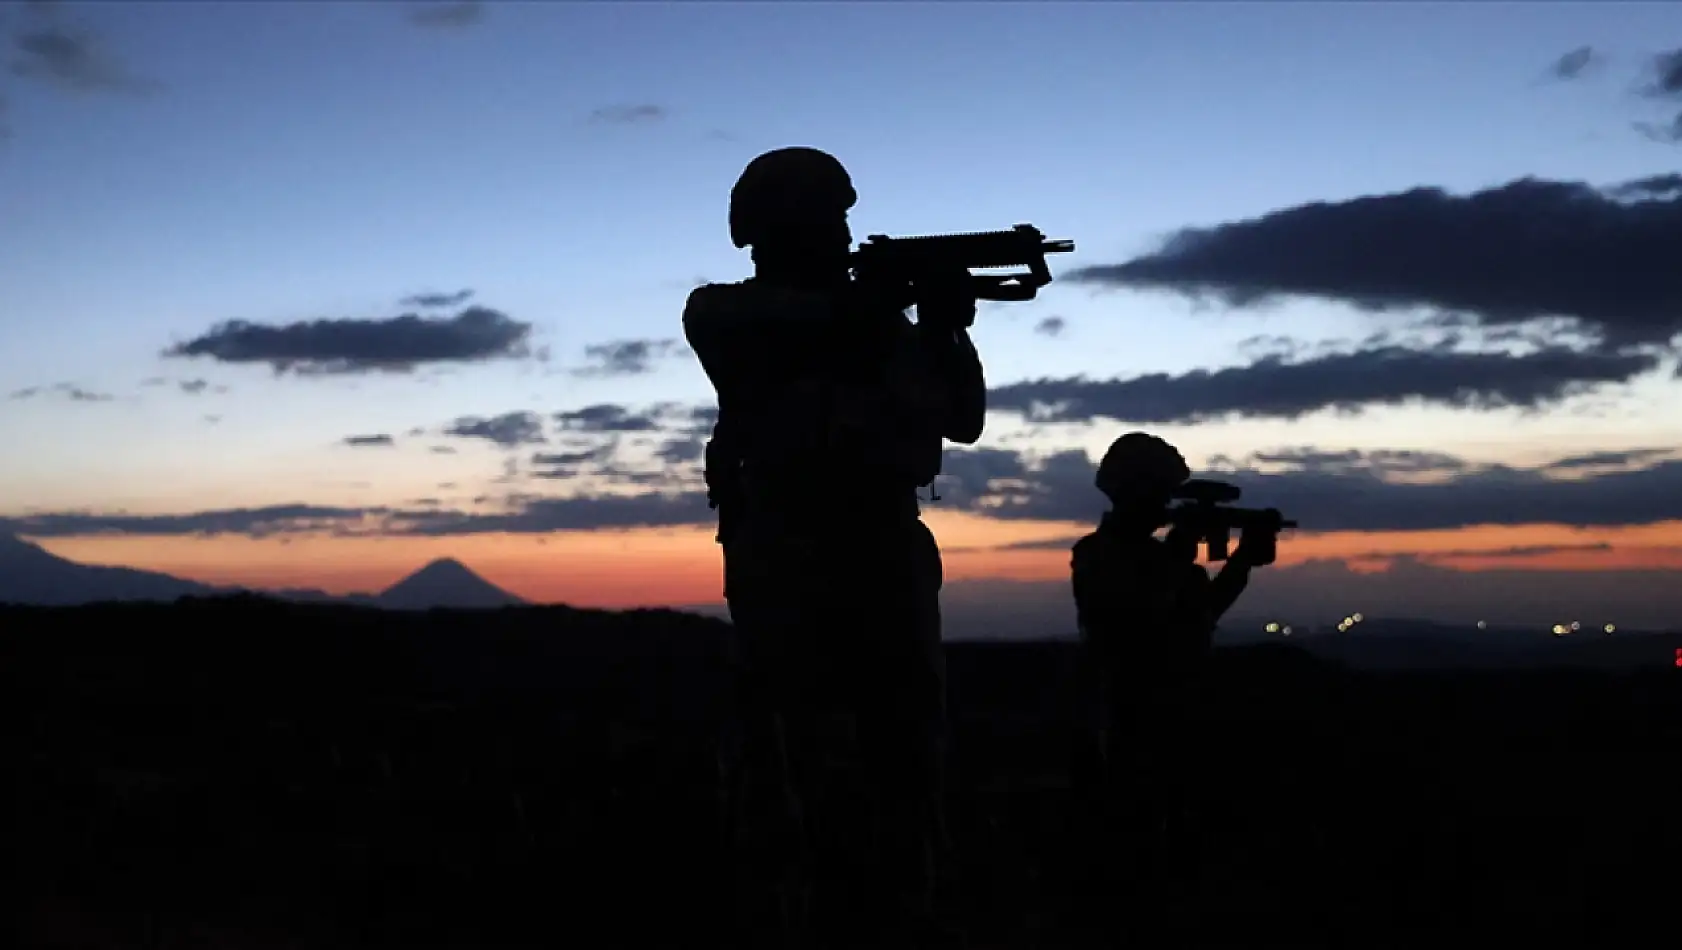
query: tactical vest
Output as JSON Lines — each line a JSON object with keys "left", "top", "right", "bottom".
{"left": 1072, "top": 521, "right": 1213, "bottom": 679}
{"left": 685, "top": 280, "right": 942, "bottom": 542}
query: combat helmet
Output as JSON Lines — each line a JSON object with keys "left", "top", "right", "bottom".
{"left": 1095, "top": 431, "right": 1191, "bottom": 505}
{"left": 729, "top": 146, "right": 857, "bottom": 249}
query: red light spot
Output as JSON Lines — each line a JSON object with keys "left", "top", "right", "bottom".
{"left": 1675, "top": 648, "right": 1682, "bottom": 668}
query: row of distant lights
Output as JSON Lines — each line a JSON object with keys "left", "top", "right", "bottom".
{"left": 1263, "top": 616, "right": 1618, "bottom": 638}
{"left": 1473, "top": 619, "right": 1617, "bottom": 635}
{"left": 1263, "top": 613, "right": 1365, "bottom": 638}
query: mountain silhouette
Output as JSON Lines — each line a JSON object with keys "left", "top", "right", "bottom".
{"left": 0, "top": 533, "right": 223, "bottom": 606}
{"left": 0, "top": 534, "right": 522, "bottom": 610}
{"left": 376, "top": 557, "right": 526, "bottom": 610}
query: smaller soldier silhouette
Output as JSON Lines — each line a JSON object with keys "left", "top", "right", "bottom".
{"left": 1068, "top": 432, "right": 1276, "bottom": 929}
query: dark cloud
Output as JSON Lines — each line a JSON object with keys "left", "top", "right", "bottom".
{"left": 1605, "top": 173, "right": 1682, "bottom": 200}
{"left": 396, "top": 493, "right": 711, "bottom": 534}
{"left": 1545, "top": 448, "right": 1673, "bottom": 471}
{"left": 588, "top": 104, "right": 667, "bottom": 125}
{"left": 1635, "top": 48, "right": 1682, "bottom": 143}
{"left": 1235, "top": 334, "right": 1307, "bottom": 360}
{"left": 405, "top": 2, "right": 485, "bottom": 29}
{"left": 165, "top": 305, "right": 533, "bottom": 375}
{"left": 400, "top": 289, "right": 474, "bottom": 308}
{"left": 8, "top": 382, "right": 113, "bottom": 403}
{"left": 443, "top": 411, "right": 546, "bottom": 448}
{"left": 554, "top": 403, "right": 664, "bottom": 433}
{"left": 343, "top": 434, "right": 396, "bottom": 448}
{"left": 1643, "top": 47, "right": 1682, "bottom": 99}
{"left": 1068, "top": 175, "right": 1682, "bottom": 348}
{"left": 3, "top": 504, "right": 378, "bottom": 540}
{"left": 1033, "top": 316, "right": 1066, "bottom": 338}
{"left": 430, "top": 445, "right": 458, "bottom": 455}
{"left": 1348, "top": 542, "right": 1612, "bottom": 562}
{"left": 654, "top": 437, "right": 705, "bottom": 464}
{"left": 529, "top": 443, "right": 621, "bottom": 480}
{"left": 574, "top": 338, "right": 687, "bottom": 377}
{"left": 986, "top": 344, "right": 1658, "bottom": 426}
{"left": 7, "top": 9, "right": 158, "bottom": 96}
{"left": 1547, "top": 45, "right": 1603, "bottom": 81}
{"left": 1234, "top": 447, "right": 1467, "bottom": 475}
{"left": 2, "top": 493, "right": 716, "bottom": 540}
{"left": 676, "top": 404, "right": 718, "bottom": 435}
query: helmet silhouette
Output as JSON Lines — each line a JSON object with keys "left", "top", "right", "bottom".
{"left": 729, "top": 146, "right": 857, "bottom": 249}
{"left": 1095, "top": 431, "right": 1191, "bottom": 504}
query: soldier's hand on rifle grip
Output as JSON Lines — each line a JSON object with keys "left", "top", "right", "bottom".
{"left": 1231, "top": 528, "right": 1279, "bottom": 568}
{"left": 912, "top": 266, "right": 978, "bottom": 331}
{"left": 1163, "top": 523, "right": 1201, "bottom": 564}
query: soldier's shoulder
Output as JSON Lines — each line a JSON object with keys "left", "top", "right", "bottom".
{"left": 683, "top": 280, "right": 753, "bottom": 321}
{"left": 1070, "top": 531, "right": 1102, "bottom": 564}
{"left": 684, "top": 279, "right": 835, "bottom": 328}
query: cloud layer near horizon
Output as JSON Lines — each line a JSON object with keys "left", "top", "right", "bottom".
{"left": 7, "top": 436, "right": 1680, "bottom": 541}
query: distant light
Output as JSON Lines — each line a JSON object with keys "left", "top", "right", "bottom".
{"left": 1604, "top": 623, "right": 1616, "bottom": 634}
{"left": 1674, "top": 648, "right": 1682, "bottom": 669}
{"left": 1476, "top": 620, "right": 1488, "bottom": 630}
{"left": 1351, "top": 613, "right": 1365, "bottom": 623}
{"left": 1337, "top": 622, "right": 1350, "bottom": 633}
{"left": 1552, "top": 624, "right": 1568, "bottom": 636}
{"left": 1342, "top": 616, "right": 1355, "bottom": 626}
{"left": 1569, "top": 621, "right": 1581, "bottom": 632}
{"left": 1265, "top": 622, "right": 1280, "bottom": 633}
{"left": 1282, "top": 625, "right": 1293, "bottom": 637}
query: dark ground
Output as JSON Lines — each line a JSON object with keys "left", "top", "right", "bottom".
{"left": 9, "top": 596, "right": 1682, "bottom": 948}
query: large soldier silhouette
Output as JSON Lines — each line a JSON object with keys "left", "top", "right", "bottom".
{"left": 683, "top": 147, "right": 984, "bottom": 948}
{"left": 1069, "top": 432, "right": 1274, "bottom": 932}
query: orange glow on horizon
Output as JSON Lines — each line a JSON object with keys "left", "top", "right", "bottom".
{"left": 30, "top": 515, "right": 1682, "bottom": 609}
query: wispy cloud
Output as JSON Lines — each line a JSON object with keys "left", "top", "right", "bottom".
{"left": 1545, "top": 45, "right": 1604, "bottom": 82}
{"left": 588, "top": 103, "right": 668, "bottom": 125}
{"left": 573, "top": 338, "right": 687, "bottom": 377}
{"left": 8, "top": 382, "right": 113, "bottom": 403}
{"left": 6, "top": 4, "right": 159, "bottom": 96}
{"left": 442, "top": 411, "right": 547, "bottom": 448}
{"left": 405, "top": 1, "right": 486, "bottom": 30}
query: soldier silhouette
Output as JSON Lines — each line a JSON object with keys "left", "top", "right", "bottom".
{"left": 1068, "top": 432, "right": 1275, "bottom": 931}
{"left": 683, "top": 147, "right": 984, "bottom": 948}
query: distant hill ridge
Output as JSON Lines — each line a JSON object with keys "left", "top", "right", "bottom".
{"left": 0, "top": 534, "right": 524, "bottom": 610}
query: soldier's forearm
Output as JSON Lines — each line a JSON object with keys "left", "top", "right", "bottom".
{"left": 1209, "top": 562, "right": 1252, "bottom": 621}
{"left": 920, "top": 327, "right": 985, "bottom": 444}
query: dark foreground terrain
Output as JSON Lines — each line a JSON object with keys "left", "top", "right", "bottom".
{"left": 10, "top": 597, "right": 1682, "bottom": 948}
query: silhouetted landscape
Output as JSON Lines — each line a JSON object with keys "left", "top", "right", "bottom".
{"left": 12, "top": 593, "right": 1682, "bottom": 947}
{"left": 7, "top": 3, "right": 1682, "bottom": 947}
{"left": 0, "top": 534, "right": 523, "bottom": 611}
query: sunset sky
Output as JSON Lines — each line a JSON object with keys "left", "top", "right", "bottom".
{"left": 3, "top": 1, "right": 1680, "bottom": 631}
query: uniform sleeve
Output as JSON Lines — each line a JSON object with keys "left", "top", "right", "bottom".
{"left": 681, "top": 282, "right": 841, "bottom": 397}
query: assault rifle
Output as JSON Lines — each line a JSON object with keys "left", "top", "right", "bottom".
{"left": 852, "top": 224, "right": 1075, "bottom": 303}
{"left": 1164, "top": 478, "right": 1298, "bottom": 564}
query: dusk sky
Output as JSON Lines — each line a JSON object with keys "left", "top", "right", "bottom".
{"left": 4, "top": 1, "right": 1681, "bottom": 630}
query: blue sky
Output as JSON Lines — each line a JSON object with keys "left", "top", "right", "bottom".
{"left": 2, "top": 1, "right": 1681, "bottom": 623}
